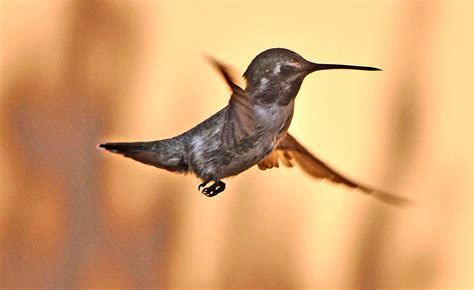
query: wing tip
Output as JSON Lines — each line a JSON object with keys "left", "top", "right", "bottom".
{"left": 363, "top": 188, "right": 414, "bottom": 207}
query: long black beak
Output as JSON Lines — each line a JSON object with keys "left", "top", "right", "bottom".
{"left": 308, "top": 62, "right": 381, "bottom": 72}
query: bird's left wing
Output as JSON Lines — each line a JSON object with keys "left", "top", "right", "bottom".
{"left": 258, "top": 133, "right": 411, "bottom": 206}
{"left": 207, "top": 56, "right": 256, "bottom": 146}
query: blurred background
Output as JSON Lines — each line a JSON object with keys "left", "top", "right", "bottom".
{"left": 0, "top": 0, "right": 472, "bottom": 288}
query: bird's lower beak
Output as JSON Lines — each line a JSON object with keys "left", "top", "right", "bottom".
{"left": 307, "top": 62, "right": 381, "bottom": 72}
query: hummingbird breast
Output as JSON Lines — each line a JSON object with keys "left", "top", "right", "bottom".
{"left": 253, "top": 99, "right": 295, "bottom": 139}
{"left": 230, "top": 100, "right": 295, "bottom": 176}
{"left": 184, "top": 100, "right": 295, "bottom": 181}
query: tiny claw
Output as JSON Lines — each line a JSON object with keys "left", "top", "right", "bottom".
{"left": 202, "top": 187, "right": 216, "bottom": 197}
{"left": 198, "top": 180, "right": 226, "bottom": 197}
{"left": 198, "top": 180, "right": 211, "bottom": 191}
{"left": 203, "top": 187, "right": 212, "bottom": 197}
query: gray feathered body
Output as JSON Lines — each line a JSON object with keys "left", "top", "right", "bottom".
{"left": 180, "top": 99, "right": 295, "bottom": 180}
{"left": 100, "top": 48, "right": 305, "bottom": 181}
{"left": 103, "top": 99, "right": 295, "bottom": 181}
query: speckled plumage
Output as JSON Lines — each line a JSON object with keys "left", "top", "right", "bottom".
{"left": 99, "top": 48, "right": 410, "bottom": 205}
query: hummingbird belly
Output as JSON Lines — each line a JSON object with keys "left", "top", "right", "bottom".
{"left": 217, "top": 102, "right": 295, "bottom": 177}
{"left": 188, "top": 128, "right": 273, "bottom": 180}
{"left": 186, "top": 101, "right": 295, "bottom": 180}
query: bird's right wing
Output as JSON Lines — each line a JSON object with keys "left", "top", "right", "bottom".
{"left": 206, "top": 55, "right": 242, "bottom": 93}
{"left": 207, "top": 55, "right": 256, "bottom": 146}
{"left": 258, "top": 133, "right": 411, "bottom": 206}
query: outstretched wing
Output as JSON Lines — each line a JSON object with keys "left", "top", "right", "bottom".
{"left": 258, "top": 133, "right": 411, "bottom": 206}
{"left": 207, "top": 55, "right": 255, "bottom": 146}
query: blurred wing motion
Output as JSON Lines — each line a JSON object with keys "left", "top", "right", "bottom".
{"left": 258, "top": 133, "right": 411, "bottom": 206}
{"left": 207, "top": 55, "right": 256, "bottom": 146}
{"left": 206, "top": 54, "right": 242, "bottom": 92}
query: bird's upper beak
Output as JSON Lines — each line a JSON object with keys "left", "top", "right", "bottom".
{"left": 306, "top": 61, "right": 381, "bottom": 72}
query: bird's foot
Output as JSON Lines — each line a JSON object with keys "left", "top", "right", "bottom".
{"left": 198, "top": 180, "right": 226, "bottom": 197}
{"left": 198, "top": 180, "right": 210, "bottom": 191}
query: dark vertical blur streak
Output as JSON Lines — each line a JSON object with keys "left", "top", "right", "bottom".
{"left": 59, "top": 1, "right": 140, "bottom": 286}
{"left": 0, "top": 0, "right": 141, "bottom": 287}
{"left": 354, "top": 1, "right": 435, "bottom": 288}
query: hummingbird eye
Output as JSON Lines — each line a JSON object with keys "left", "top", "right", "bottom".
{"left": 280, "top": 64, "right": 296, "bottom": 74}
{"left": 288, "top": 56, "right": 299, "bottom": 62}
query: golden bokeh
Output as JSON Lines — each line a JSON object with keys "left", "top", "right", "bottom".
{"left": 0, "top": 0, "right": 472, "bottom": 288}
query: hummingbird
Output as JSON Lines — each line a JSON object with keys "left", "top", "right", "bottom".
{"left": 99, "top": 48, "right": 409, "bottom": 205}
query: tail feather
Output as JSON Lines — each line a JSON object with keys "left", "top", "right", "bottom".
{"left": 98, "top": 140, "right": 188, "bottom": 173}
{"left": 98, "top": 142, "right": 150, "bottom": 153}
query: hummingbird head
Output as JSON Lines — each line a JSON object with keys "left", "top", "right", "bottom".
{"left": 243, "top": 48, "right": 380, "bottom": 104}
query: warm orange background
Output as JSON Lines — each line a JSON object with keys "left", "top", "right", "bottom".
{"left": 1, "top": 0, "right": 472, "bottom": 288}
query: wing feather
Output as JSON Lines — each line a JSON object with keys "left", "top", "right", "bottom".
{"left": 207, "top": 55, "right": 256, "bottom": 146}
{"left": 259, "top": 133, "right": 411, "bottom": 206}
